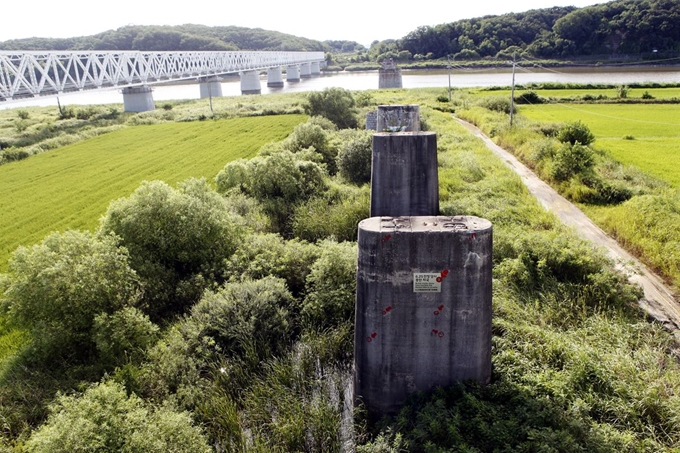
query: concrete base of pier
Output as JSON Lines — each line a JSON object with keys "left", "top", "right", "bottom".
{"left": 267, "top": 67, "right": 284, "bottom": 87}
{"left": 354, "top": 215, "right": 493, "bottom": 416}
{"left": 122, "top": 86, "right": 155, "bottom": 112}
{"left": 240, "top": 70, "right": 262, "bottom": 95}
{"left": 199, "top": 76, "right": 223, "bottom": 99}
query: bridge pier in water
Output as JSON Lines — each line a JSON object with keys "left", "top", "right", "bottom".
{"left": 311, "top": 61, "right": 321, "bottom": 75}
{"left": 240, "top": 70, "right": 262, "bottom": 95}
{"left": 122, "top": 86, "right": 155, "bottom": 112}
{"left": 286, "top": 65, "right": 300, "bottom": 82}
{"left": 300, "top": 62, "right": 312, "bottom": 78}
{"left": 267, "top": 67, "right": 284, "bottom": 88}
{"left": 199, "top": 76, "right": 223, "bottom": 99}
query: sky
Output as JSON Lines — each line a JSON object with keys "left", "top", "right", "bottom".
{"left": 0, "top": 0, "right": 605, "bottom": 48}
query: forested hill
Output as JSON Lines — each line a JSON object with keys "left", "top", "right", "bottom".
{"left": 396, "top": 0, "right": 680, "bottom": 60}
{"left": 0, "top": 24, "right": 361, "bottom": 53}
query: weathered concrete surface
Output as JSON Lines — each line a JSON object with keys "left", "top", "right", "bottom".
{"left": 376, "top": 105, "right": 420, "bottom": 132}
{"left": 370, "top": 132, "right": 439, "bottom": 217}
{"left": 355, "top": 216, "right": 493, "bottom": 416}
{"left": 199, "top": 76, "right": 223, "bottom": 98}
{"left": 454, "top": 116, "right": 680, "bottom": 332}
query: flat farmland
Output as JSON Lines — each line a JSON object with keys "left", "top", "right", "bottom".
{"left": 0, "top": 114, "right": 306, "bottom": 270}
{"left": 519, "top": 104, "right": 680, "bottom": 186}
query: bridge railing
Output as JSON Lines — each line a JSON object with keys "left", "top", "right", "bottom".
{"left": 0, "top": 51, "right": 325, "bottom": 100}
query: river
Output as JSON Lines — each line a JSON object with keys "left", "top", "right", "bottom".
{"left": 2, "top": 66, "right": 679, "bottom": 110}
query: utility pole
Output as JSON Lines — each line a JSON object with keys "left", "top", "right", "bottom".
{"left": 447, "top": 55, "right": 452, "bottom": 102}
{"left": 510, "top": 52, "right": 516, "bottom": 127}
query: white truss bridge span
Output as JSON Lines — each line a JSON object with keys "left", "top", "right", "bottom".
{"left": 0, "top": 51, "right": 325, "bottom": 101}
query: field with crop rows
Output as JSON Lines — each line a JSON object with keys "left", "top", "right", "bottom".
{"left": 520, "top": 103, "right": 680, "bottom": 186}
{"left": 0, "top": 114, "right": 306, "bottom": 270}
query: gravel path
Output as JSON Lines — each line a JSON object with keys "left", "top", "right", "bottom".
{"left": 455, "top": 116, "right": 680, "bottom": 332}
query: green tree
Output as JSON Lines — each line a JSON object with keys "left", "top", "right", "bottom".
{"left": 304, "top": 88, "right": 358, "bottom": 129}
{"left": 337, "top": 130, "right": 373, "bottom": 185}
{"left": 0, "top": 231, "right": 140, "bottom": 361}
{"left": 24, "top": 381, "right": 211, "bottom": 453}
{"left": 98, "top": 178, "right": 243, "bottom": 320}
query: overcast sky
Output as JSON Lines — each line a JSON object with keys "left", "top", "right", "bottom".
{"left": 1, "top": 0, "right": 604, "bottom": 47}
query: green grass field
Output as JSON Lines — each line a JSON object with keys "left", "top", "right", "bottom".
{"left": 0, "top": 114, "right": 306, "bottom": 271}
{"left": 520, "top": 103, "right": 680, "bottom": 186}
{"left": 474, "top": 87, "right": 680, "bottom": 100}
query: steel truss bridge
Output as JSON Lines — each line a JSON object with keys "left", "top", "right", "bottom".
{"left": 0, "top": 50, "right": 325, "bottom": 101}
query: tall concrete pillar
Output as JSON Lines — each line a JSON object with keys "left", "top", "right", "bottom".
{"left": 300, "top": 62, "right": 312, "bottom": 78}
{"left": 122, "top": 86, "right": 155, "bottom": 112}
{"left": 379, "top": 59, "right": 403, "bottom": 89}
{"left": 355, "top": 215, "right": 493, "bottom": 416}
{"left": 376, "top": 105, "right": 420, "bottom": 132}
{"left": 311, "top": 61, "right": 321, "bottom": 75}
{"left": 370, "top": 132, "right": 439, "bottom": 217}
{"left": 240, "top": 70, "right": 261, "bottom": 95}
{"left": 267, "top": 67, "right": 284, "bottom": 87}
{"left": 286, "top": 65, "right": 300, "bottom": 82}
{"left": 199, "top": 76, "right": 223, "bottom": 99}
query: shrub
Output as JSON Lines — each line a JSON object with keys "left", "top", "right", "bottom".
{"left": 550, "top": 142, "right": 595, "bottom": 181}
{"left": 478, "top": 96, "right": 512, "bottom": 114}
{"left": 93, "top": 307, "right": 160, "bottom": 367}
{"left": 515, "top": 91, "right": 545, "bottom": 104}
{"left": 301, "top": 241, "right": 357, "bottom": 330}
{"left": 16, "top": 110, "right": 29, "bottom": 120}
{"left": 642, "top": 91, "right": 655, "bottom": 99}
{"left": 283, "top": 121, "right": 339, "bottom": 174}
{"left": 0, "top": 231, "right": 140, "bottom": 361}
{"left": 225, "top": 233, "right": 320, "bottom": 297}
{"left": 304, "top": 87, "right": 358, "bottom": 129}
{"left": 337, "top": 130, "right": 373, "bottom": 185}
{"left": 24, "top": 381, "right": 211, "bottom": 453}
{"left": 98, "top": 178, "right": 243, "bottom": 320}
{"left": 187, "top": 277, "right": 295, "bottom": 362}
{"left": 557, "top": 121, "right": 595, "bottom": 146}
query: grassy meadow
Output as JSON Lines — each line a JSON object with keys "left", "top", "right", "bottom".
{"left": 0, "top": 114, "right": 306, "bottom": 271}
{"left": 3, "top": 87, "right": 680, "bottom": 451}
{"left": 520, "top": 103, "right": 680, "bottom": 186}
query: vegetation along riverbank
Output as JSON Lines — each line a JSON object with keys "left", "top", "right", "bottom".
{"left": 0, "top": 85, "right": 679, "bottom": 451}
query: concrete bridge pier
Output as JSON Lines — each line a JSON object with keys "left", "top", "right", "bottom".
{"left": 355, "top": 215, "right": 493, "bottom": 416}
{"left": 370, "top": 132, "right": 439, "bottom": 217}
{"left": 286, "top": 65, "right": 300, "bottom": 82}
{"left": 122, "top": 86, "right": 155, "bottom": 112}
{"left": 300, "top": 62, "right": 312, "bottom": 78}
{"left": 267, "top": 67, "right": 284, "bottom": 87}
{"left": 240, "top": 70, "right": 262, "bottom": 95}
{"left": 311, "top": 61, "right": 321, "bottom": 75}
{"left": 199, "top": 76, "right": 223, "bottom": 99}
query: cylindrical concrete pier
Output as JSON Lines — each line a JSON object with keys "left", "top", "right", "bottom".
{"left": 286, "top": 65, "right": 300, "bottom": 82}
{"left": 240, "top": 70, "right": 262, "bottom": 95}
{"left": 311, "top": 61, "right": 321, "bottom": 75}
{"left": 300, "top": 62, "right": 312, "bottom": 78}
{"left": 370, "top": 132, "right": 439, "bottom": 217}
{"left": 122, "top": 86, "right": 155, "bottom": 112}
{"left": 376, "top": 105, "right": 420, "bottom": 132}
{"left": 199, "top": 76, "right": 223, "bottom": 99}
{"left": 354, "top": 215, "right": 493, "bottom": 416}
{"left": 267, "top": 67, "right": 284, "bottom": 87}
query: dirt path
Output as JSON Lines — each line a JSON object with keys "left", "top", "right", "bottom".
{"left": 454, "top": 117, "right": 680, "bottom": 332}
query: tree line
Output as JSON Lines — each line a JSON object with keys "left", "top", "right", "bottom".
{"left": 377, "top": 0, "right": 680, "bottom": 61}
{"left": 0, "top": 24, "right": 363, "bottom": 53}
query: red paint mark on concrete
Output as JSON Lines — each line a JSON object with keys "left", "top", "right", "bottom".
{"left": 380, "top": 234, "right": 392, "bottom": 243}
{"left": 441, "top": 270, "right": 449, "bottom": 278}
{"left": 382, "top": 306, "right": 393, "bottom": 315}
